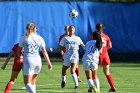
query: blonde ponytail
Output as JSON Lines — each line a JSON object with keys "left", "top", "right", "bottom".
{"left": 25, "top": 23, "right": 35, "bottom": 38}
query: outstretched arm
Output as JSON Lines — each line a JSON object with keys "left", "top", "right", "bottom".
{"left": 1, "top": 51, "right": 14, "bottom": 70}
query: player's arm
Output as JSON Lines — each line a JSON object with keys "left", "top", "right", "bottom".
{"left": 58, "top": 37, "right": 66, "bottom": 53}
{"left": 81, "top": 43, "right": 85, "bottom": 49}
{"left": 79, "top": 37, "right": 85, "bottom": 49}
{"left": 17, "top": 47, "right": 22, "bottom": 58}
{"left": 107, "top": 38, "right": 112, "bottom": 50}
{"left": 42, "top": 47, "right": 52, "bottom": 71}
{"left": 108, "top": 43, "right": 112, "bottom": 50}
{"left": 1, "top": 51, "right": 14, "bottom": 70}
{"left": 60, "top": 50, "right": 65, "bottom": 57}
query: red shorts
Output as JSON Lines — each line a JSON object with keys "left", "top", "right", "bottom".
{"left": 12, "top": 62, "right": 23, "bottom": 72}
{"left": 99, "top": 53, "right": 110, "bottom": 66}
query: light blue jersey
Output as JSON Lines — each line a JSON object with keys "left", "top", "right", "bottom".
{"left": 19, "top": 33, "right": 45, "bottom": 75}
{"left": 82, "top": 40, "right": 100, "bottom": 63}
{"left": 82, "top": 40, "right": 101, "bottom": 70}
{"left": 19, "top": 33, "right": 45, "bottom": 57}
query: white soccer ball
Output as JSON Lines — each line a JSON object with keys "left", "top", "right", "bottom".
{"left": 69, "top": 9, "right": 78, "bottom": 18}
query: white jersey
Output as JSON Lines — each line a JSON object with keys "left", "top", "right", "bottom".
{"left": 82, "top": 40, "right": 100, "bottom": 64}
{"left": 60, "top": 35, "right": 83, "bottom": 66}
{"left": 19, "top": 33, "right": 45, "bottom": 75}
{"left": 19, "top": 33, "right": 45, "bottom": 57}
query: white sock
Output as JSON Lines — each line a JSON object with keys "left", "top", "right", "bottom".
{"left": 62, "top": 75, "right": 66, "bottom": 81}
{"left": 87, "top": 79, "right": 93, "bottom": 87}
{"left": 93, "top": 78, "right": 100, "bottom": 90}
{"left": 72, "top": 73, "right": 78, "bottom": 86}
{"left": 26, "top": 83, "right": 36, "bottom": 93}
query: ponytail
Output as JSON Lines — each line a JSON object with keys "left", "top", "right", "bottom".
{"left": 25, "top": 23, "right": 35, "bottom": 38}
{"left": 92, "top": 31, "right": 102, "bottom": 50}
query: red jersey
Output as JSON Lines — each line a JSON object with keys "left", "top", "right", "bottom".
{"left": 90, "top": 33, "right": 112, "bottom": 55}
{"left": 12, "top": 44, "right": 24, "bottom": 63}
{"left": 90, "top": 32, "right": 111, "bottom": 65}
{"left": 100, "top": 33, "right": 112, "bottom": 55}
{"left": 59, "top": 34, "right": 65, "bottom": 43}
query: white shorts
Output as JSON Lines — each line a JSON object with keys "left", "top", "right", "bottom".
{"left": 82, "top": 61, "right": 98, "bottom": 71}
{"left": 63, "top": 58, "right": 79, "bottom": 66}
{"left": 23, "top": 56, "right": 42, "bottom": 75}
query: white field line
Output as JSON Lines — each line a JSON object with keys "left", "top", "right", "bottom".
{"left": 36, "top": 82, "right": 87, "bottom": 86}
{"left": 19, "top": 83, "right": 87, "bottom": 90}
{"left": 36, "top": 89, "right": 78, "bottom": 92}
{"left": 19, "top": 82, "right": 87, "bottom": 88}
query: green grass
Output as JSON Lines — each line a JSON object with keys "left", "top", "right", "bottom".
{"left": 0, "top": 61, "right": 140, "bottom": 93}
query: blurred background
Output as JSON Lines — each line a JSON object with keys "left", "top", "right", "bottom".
{"left": 0, "top": 0, "right": 140, "bottom": 62}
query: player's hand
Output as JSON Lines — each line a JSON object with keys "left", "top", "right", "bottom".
{"left": 48, "top": 63, "right": 52, "bottom": 71}
{"left": 49, "top": 48, "right": 53, "bottom": 52}
{"left": 1, "top": 64, "right": 6, "bottom": 70}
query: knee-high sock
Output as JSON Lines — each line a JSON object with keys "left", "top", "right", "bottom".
{"left": 106, "top": 74, "right": 115, "bottom": 89}
{"left": 4, "top": 82, "right": 13, "bottom": 93}
{"left": 62, "top": 75, "right": 66, "bottom": 81}
{"left": 26, "top": 83, "right": 36, "bottom": 93}
{"left": 75, "top": 67, "right": 80, "bottom": 78}
{"left": 87, "top": 79, "right": 93, "bottom": 87}
{"left": 93, "top": 78, "right": 100, "bottom": 90}
{"left": 72, "top": 73, "right": 78, "bottom": 86}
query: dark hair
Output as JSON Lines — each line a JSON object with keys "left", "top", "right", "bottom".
{"left": 96, "top": 23, "right": 103, "bottom": 34}
{"left": 92, "top": 31, "right": 102, "bottom": 50}
{"left": 69, "top": 25, "right": 75, "bottom": 30}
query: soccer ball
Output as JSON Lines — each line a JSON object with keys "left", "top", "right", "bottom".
{"left": 69, "top": 9, "right": 78, "bottom": 18}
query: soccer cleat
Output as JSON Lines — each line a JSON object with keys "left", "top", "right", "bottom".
{"left": 92, "top": 85, "right": 98, "bottom": 93}
{"left": 108, "top": 88, "right": 116, "bottom": 92}
{"left": 61, "top": 81, "right": 65, "bottom": 88}
{"left": 97, "top": 89, "right": 100, "bottom": 93}
{"left": 88, "top": 88, "right": 92, "bottom": 92}
{"left": 75, "top": 86, "right": 78, "bottom": 89}
{"left": 78, "top": 78, "right": 82, "bottom": 82}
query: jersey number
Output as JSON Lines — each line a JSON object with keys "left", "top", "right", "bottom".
{"left": 89, "top": 46, "right": 95, "bottom": 53}
{"left": 102, "top": 38, "right": 106, "bottom": 46}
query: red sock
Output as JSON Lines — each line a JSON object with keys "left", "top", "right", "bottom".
{"left": 75, "top": 67, "right": 80, "bottom": 77}
{"left": 106, "top": 75, "right": 115, "bottom": 89}
{"left": 4, "top": 82, "right": 13, "bottom": 93}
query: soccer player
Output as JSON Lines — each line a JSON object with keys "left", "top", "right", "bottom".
{"left": 17, "top": 23, "right": 52, "bottom": 93}
{"left": 82, "top": 32, "right": 102, "bottom": 93}
{"left": 1, "top": 43, "right": 24, "bottom": 93}
{"left": 92, "top": 23, "right": 116, "bottom": 92}
{"left": 59, "top": 25, "right": 82, "bottom": 82}
{"left": 59, "top": 25, "right": 85, "bottom": 89}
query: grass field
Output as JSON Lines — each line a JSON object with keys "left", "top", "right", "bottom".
{"left": 0, "top": 61, "right": 140, "bottom": 93}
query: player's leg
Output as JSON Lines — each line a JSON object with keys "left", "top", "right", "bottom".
{"left": 71, "top": 63, "right": 78, "bottom": 89}
{"left": 24, "top": 75, "right": 36, "bottom": 93}
{"left": 4, "top": 71, "right": 20, "bottom": 93}
{"left": 61, "top": 65, "right": 69, "bottom": 88}
{"left": 103, "top": 65, "right": 116, "bottom": 92}
{"left": 92, "top": 69, "right": 100, "bottom": 93}
{"left": 4, "top": 62, "right": 22, "bottom": 93}
{"left": 23, "top": 62, "right": 35, "bottom": 93}
{"left": 101, "top": 54, "right": 116, "bottom": 92}
{"left": 75, "top": 65, "right": 82, "bottom": 82}
{"left": 31, "top": 74, "right": 38, "bottom": 92}
{"left": 85, "top": 70, "right": 98, "bottom": 93}
{"left": 85, "top": 70, "right": 93, "bottom": 92}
